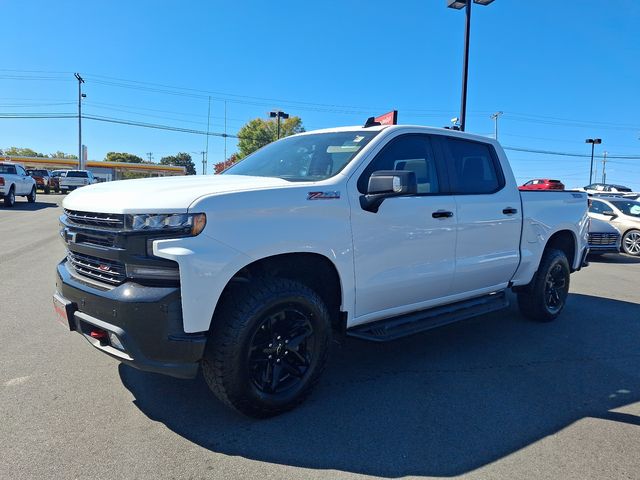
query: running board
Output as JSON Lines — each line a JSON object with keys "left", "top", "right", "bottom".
{"left": 347, "top": 292, "right": 509, "bottom": 342}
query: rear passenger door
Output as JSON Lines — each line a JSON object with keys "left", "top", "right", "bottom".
{"left": 435, "top": 136, "right": 522, "bottom": 296}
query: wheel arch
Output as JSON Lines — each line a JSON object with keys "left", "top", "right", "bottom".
{"left": 545, "top": 229, "right": 577, "bottom": 270}
{"left": 213, "top": 252, "right": 345, "bottom": 331}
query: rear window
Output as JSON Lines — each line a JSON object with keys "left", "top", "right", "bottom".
{"left": 440, "top": 138, "right": 504, "bottom": 194}
{"left": 28, "top": 170, "right": 48, "bottom": 176}
{"left": 549, "top": 180, "right": 561, "bottom": 183}
{"left": 66, "top": 171, "right": 89, "bottom": 178}
{"left": 0, "top": 165, "right": 17, "bottom": 174}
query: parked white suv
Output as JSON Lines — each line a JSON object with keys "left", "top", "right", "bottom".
{"left": 0, "top": 162, "right": 37, "bottom": 207}
{"left": 54, "top": 125, "right": 589, "bottom": 417}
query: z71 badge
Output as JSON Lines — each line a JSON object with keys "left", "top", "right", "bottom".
{"left": 307, "top": 191, "right": 340, "bottom": 200}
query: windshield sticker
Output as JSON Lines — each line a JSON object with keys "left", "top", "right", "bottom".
{"left": 353, "top": 135, "right": 365, "bottom": 143}
{"left": 630, "top": 205, "right": 640, "bottom": 215}
{"left": 307, "top": 191, "right": 340, "bottom": 200}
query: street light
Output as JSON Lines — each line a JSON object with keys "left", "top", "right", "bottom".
{"left": 269, "top": 110, "right": 289, "bottom": 140}
{"left": 447, "top": 0, "right": 496, "bottom": 132}
{"left": 585, "top": 138, "right": 602, "bottom": 185}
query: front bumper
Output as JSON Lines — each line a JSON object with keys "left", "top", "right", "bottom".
{"left": 55, "top": 260, "right": 207, "bottom": 379}
{"left": 588, "top": 244, "right": 620, "bottom": 254}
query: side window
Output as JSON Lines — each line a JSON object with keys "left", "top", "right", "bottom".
{"left": 16, "top": 165, "right": 26, "bottom": 176}
{"left": 357, "top": 135, "right": 441, "bottom": 195}
{"left": 440, "top": 138, "right": 504, "bottom": 194}
{"left": 589, "top": 200, "right": 607, "bottom": 214}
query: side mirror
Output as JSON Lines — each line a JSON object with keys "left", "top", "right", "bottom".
{"left": 602, "top": 210, "right": 617, "bottom": 218}
{"left": 360, "top": 170, "right": 417, "bottom": 213}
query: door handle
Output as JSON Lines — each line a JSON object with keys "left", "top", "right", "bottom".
{"left": 503, "top": 207, "right": 518, "bottom": 215}
{"left": 432, "top": 210, "right": 454, "bottom": 219}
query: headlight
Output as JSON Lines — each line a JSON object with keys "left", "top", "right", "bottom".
{"left": 127, "top": 213, "right": 206, "bottom": 236}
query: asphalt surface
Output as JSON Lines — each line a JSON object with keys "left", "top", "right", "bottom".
{"left": 2, "top": 193, "right": 640, "bottom": 480}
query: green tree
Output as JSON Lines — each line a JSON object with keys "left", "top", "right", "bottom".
{"left": 3, "top": 147, "right": 47, "bottom": 157}
{"left": 105, "top": 151, "right": 145, "bottom": 163}
{"left": 160, "top": 152, "right": 196, "bottom": 175}
{"left": 237, "top": 116, "right": 304, "bottom": 159}
{"left": 49, "top": 151, "right": 78, "bottom": 159}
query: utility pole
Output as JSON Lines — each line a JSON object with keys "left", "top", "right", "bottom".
{"left": 602, "top": 151, "right": 608, "bottom": 184}
{"left": 269, "top": 110, "right": 289, "bottom": 140}
{"left": 146, "top": 152, "right": 153, "bottom": 163}
{"left": 204, "top": 96, "right": 211, "bottom": 175}
{"left": 223, "top": 100, "right": 227, "bottom": 164}
{"left": 199, "top": 151, "right": 206, "bottom": 175}
{"left": 490, "top": 111, "right": 503, "bottom": 140}
{"left": 74, "top": 73, "right": 85, "bottom": 169}
{"left": 585, "top": 138, "right": 602, "bottom": 185}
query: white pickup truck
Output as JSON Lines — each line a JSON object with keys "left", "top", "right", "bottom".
{"left": 54, "top": 125, "right": 589, "bottom": 417}
{"left": 0, "top": 162, "right": 37, "bottom": 207}
{"left": 59, "top": 169, "right": 97, "bottom": 192}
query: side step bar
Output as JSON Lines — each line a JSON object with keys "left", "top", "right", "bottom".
{"left": 347, "top": 291, "right": 509, "bottom": 342}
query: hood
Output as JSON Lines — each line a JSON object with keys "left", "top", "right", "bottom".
{"left": 588, "top": 215, "right": 620, "bottom": 234}
{"left": 62, "top": 175, "right": 291, "bottom": 214}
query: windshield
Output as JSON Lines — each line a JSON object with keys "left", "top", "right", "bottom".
{"left": 28, "top": 170, "right": 48, "bottom": 176}
{"left": 0, "top": 165, "right": 17, "bottom": 174}
{"left": 66, "top": 171, "right": 88, "bottom": 178}
{"left": 223, "top": 131, "right": 380, "bottom": 181}
{"left": 611, "top": 200, "right": 640, "bottom": 217}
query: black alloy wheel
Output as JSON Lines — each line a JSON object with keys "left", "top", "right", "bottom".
{"left": 543, "top": 262, "right": 568, "bottom": 314}
{"left": 248, "top": 306, "right": 315, "bottom": 395}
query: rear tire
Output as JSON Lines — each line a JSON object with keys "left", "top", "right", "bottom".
{"left": 27, "top": 186, "right": 36, "bottom": 203}
{"left": 517, "top": 248, "right": 570, "bottom": 322}
{"left": 44, "top": 186, "right": 51, "bottom": 194}
{"left": 202, "top": 277, "right": 332, "bottom": 418}
{"left": 4, "top": 187, "right": 15, "bottom": 207}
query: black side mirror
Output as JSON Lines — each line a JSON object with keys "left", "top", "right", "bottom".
{"left": 602, "top": 210, "right": 617, "bottom": 218}
{"left": 360, "top": 170, "right": 417, "bottom": 213}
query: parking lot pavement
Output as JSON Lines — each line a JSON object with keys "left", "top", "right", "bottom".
{"left": 1, "top": 194, "right": 639, "bottom": 480}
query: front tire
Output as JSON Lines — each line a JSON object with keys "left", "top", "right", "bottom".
{"left": 27, "top": 186, "right": 36, "bottom": 203}
{"left": 202, "top": 277, "right": 332, "bottom": 418}
{"left": 517, "top": 248, "right": 570, "bottom": 322}
{"left": 4, "top": 187, "right": 15, "bottom": 207}
{"left": 621, "top": 229, "right": 640, "bottom": 256}
{"left": 44, "top": 186, "right": 51, "bottom": 194}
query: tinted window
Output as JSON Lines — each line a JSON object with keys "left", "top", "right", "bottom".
{"left": 441, "top": 138, "right": 503, "bottom": 194}
{"left": 611, "top": 200, "right": 640, "bottom": 217}
{"left": 16, "top": 165, "right": 26, "bottom": 175}
{"left": 66, "top": 171, "right": 89, "bottom": 178}
{"left": 0, "top": 165, "right": 17, "bottom": 174}
{"left": 589, "top": 200, "right": 608, "bottom": 214}
{"left": 358, "top": 135, "right": 441, "bottom": 194}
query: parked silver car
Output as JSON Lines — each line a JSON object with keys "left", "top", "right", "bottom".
{"left": 588, "top": 197, "right": 640, "bottom": 256}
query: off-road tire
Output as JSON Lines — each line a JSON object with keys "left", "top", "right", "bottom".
{"left": 27, "top": 186, "right": 36, "bottom": 203}
{"left": 4, "top": 186, "right": 15, "bottom": 207}
{"left": 202, "top": 277, "right": 332, "bottom": 418}
{"left": 517, "top": 248, "right": 570, "bottom": 322}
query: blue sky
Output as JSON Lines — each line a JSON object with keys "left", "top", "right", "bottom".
{"left": 1, "top": 0, "right": 639, "bottom": 189}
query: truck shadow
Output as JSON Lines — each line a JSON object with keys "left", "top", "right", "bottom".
{"left": 588, "top": 253, "right": 640, "bottom": 264}
{"left": 1, "top": 197, "right": 61, "bottom": 211}
{"left": 119, "top": 293, "right": 640, "bottom": 477}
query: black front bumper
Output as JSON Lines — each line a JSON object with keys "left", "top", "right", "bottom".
{"left": 55, "top": 260, "right": 207, "bottom": 379}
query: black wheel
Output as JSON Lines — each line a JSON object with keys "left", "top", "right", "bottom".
{"left": 44, "top": 186, "right": 51, "bottom": 194}
{"left": 27, "top": 186, "right": 36, "bottom": 203}
{"left": 517, "top": 248, "right": 570, "bottom": 322}
{"left": 4, "top": 187, "right": 15, "bottom": 207}
{"left": 621, "top": 230, "right": 640, "bottom": 256}
{"left": 54, "top": 187, "right": 60, "bottom": 193}
{"left": 202, "top": 277, "right": 332, "bottom": 418}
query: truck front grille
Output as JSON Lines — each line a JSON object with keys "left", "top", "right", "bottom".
{"left": 64, "top": 209, "right": 125, "bottom": 229}
{"left": 588, "top": 232, "right": 619, "bottom": 246}
{"left": 66, "top": 251, "right": 126, "bottom": 285}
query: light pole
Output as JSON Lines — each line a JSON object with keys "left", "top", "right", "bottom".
{"left": 74, "top": 73, "right": 85, "bottom": 169}
{"left": 490, "top": 111, "right": 503, "bottom": 140}
{"left": 585, "top": 138, "right": 602, "bottom": 185}
{"left": 447, "top": 0, "right": 496, "bottom": 132}
{"left": 269, "top": 110, "right": 289, "bottom": 140}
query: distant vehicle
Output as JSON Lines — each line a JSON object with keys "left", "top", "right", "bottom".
{"left": 587, "top": 217, "right": 621, "bottom": 255}
{"left": 26, "top": 168, "right": 56, "bottom": 194}
{"left": 0, "top": 162, "right": 37, "bottom": 207}
{"left": 519, "top": 179, "right": 565, "bottom": 191}
{"left": 59, "top": 170, "right": 97, "bottom": 192}
{"left": 588, "top": 196, "right": 640, "bottom": 256}
{"left": 50, "top": 170, "right": 67, "bottom": 192}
